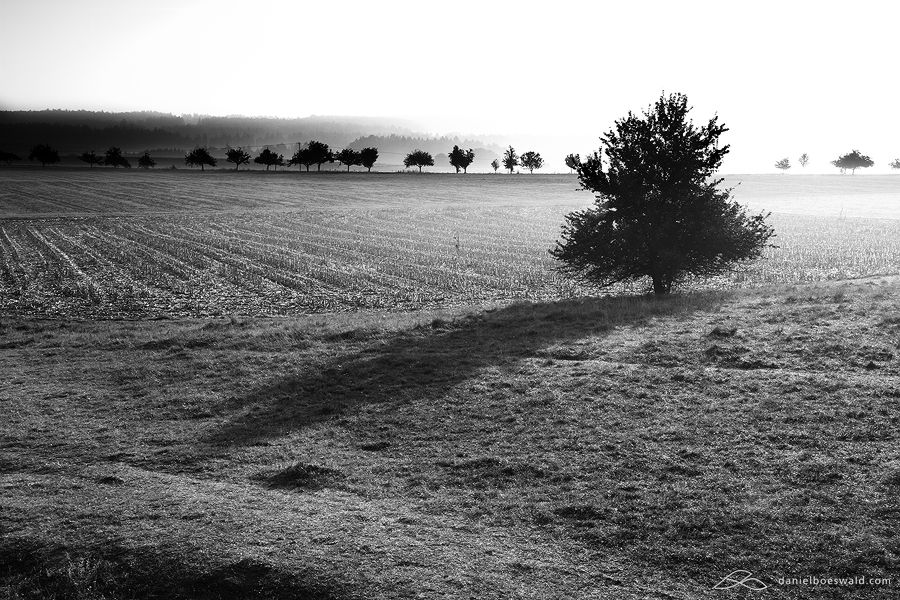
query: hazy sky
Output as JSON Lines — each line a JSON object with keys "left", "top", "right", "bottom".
{"left": 1, "top": 0, "right": 896, "bottom": 173}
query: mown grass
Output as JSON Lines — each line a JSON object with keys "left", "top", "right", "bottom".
{"left": 2, "top": 278, "right": 899, "bottom": 598}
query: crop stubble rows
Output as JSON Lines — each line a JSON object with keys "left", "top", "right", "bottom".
{"left": 1, "top": 170, "right": 900, "bottom": 318}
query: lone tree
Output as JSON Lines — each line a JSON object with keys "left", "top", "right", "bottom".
{"left": 520, "top": 151, "right": 544, "bottom": 173}
{"left": 336, "top": 148, "right": 362, "bottom": 171}
{"left": 79, "top": 150, "right": 103, "bottom": 169}
{"left": 184, "top": 147, "right": 217, "bottom": 170}
{"left": 104, "top": 146, "right": 131, "bottom": 168}
{"left": 565, "top": 153, "right": 580, "bottom": 173}
{"left": 137, "top": 152, "right": 156, "bottom": 169}
{"left": 29, "top": 143, "right": 60, "bottom": 167}
{"left": 360, "top": 147, "right": 379, "bottom": 172}
{"left": 798, "top": 153, "right": 809, "bottom": 168}
{"left": 551, "top": 93, "right": 774, "bottom": 295}
{"left": 502, "top": 146, "right": 518, "bottom": 173}
{"left": 0, "top": 151, "right": 22, "bottom": 166}
{"left": 775, "top": 157, "right": 791, "bottom": 172}
{"left": 831, "top": 150, "right": 873, "bottom": 174}
{"left": 307, "top": 141, "right": 333, "bottom": 171}
{"left": 404, "top": 149, "right": 434, "bottom": 172}
{"left": 448, "top": 145, "right": 475, "bottom": 173}
{"left": 490, "top": 159, "right": 500, "bottom": 173}
{"left": 225, "top": 147, "right": 251, "bottom": 170}
{"left": 890, "top": 158, "right": 900, "bottom": 170}
{"left": 254, "top": 148, "right": 285, "bottom": 171}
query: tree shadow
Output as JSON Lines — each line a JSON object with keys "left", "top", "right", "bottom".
{"left": 204, "top": 292, "right": 725, "bottom": 447}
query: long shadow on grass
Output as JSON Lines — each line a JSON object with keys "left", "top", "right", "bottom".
{"left": 206, "top": 292, "right": 725, "bottom": 446}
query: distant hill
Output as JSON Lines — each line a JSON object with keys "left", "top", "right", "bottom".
{"left": 0, "top": 110, "right": 506, "bottom": 168}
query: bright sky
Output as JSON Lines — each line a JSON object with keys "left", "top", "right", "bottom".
{"left": 1, "top": 0, "right": 897, "bottom": 173}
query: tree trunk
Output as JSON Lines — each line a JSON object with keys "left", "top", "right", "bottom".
{"left": 418, "top": 166, "right": 422, "bottom": 173}
{"left": 651, "top": 275, "right": 671, "bottom": 295}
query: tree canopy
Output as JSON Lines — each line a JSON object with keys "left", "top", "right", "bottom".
{"left": 29, "top": 144, "right": 61, "bottom": 167}
{"left": 137, "top": 152, "right": 156, "bottom": 169}
{"left": 502, "top": 146, "right": 518, "bottom": 173}
{"left": 831, "top": 150, "right": 873, "bottom": 174}
{"left": 336, "top": 148, "right": 362, "bottom": 172}
{"left": 519, "top": 151, "right": 544, "bottom": 173}
{"left": 306, "top": 141, "right": 333, "bottom": 171}
{"left": 565, "top": 153, "right": 580, "bottom": 173}
{"left": 774, "top": 157, "right": 790, "bottom": 171}
{"left": 448, "top": 145, "right": 475, "bottom": 173}
{"left": 798, "top": 153, "right": 809, "bottom": 168}
{"left": 104, "top": 146, "right": 131, "bottom": 168}
{"left": 404, "top": 149, "right": 434, "bottom": 172}
{"left": 225, "top": 147, "right": 251, "bottom": 170}
{"left": 288, "top": 147, "right": 315, "bottom": 171}
{"left": 551, "top": 93, "right": 774, "bottom": 295}
{"left": 890, "top": 158, "right": 900, "bottom": 170}
{"left": 490, "top": 159, "right": 500, "bottom": 173}
{"left": 79, "top": 150, "right": 103, "bottom": 169}
{"left": 0, "top": 151, "right": 22, "bottom": 166}
{"left": 254, "top": 148, "right": 285, "bottom": 171}
{"left": 359, "top": 147, "right": 379, "bottom": 172}
{"left": 184, "top": 147, "right": 217, "bottom": 170}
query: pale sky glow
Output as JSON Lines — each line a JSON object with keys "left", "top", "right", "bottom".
{"left": 1, "top": 0, "right": 897, "bottom": 173}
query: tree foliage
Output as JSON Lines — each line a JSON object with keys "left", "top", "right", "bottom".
{"left": 448, "top": 145, "right": 475, "bottom": 173}
{"left": 288, "top": 147, "right": 314, "bottom": 171}
{"left": 490, "top": 159, "right": 500, "bottom": 173}
{"left": 404, "top": 149, "right": 434, "bottom": 172}
{"left": 551, "top": 93, "right": 775, "bottom": 295}
{"left": 336, "top": 148, "right": 362, "bottom": 171}
{"left": 307, "top": 141, "right": 333, "bottom": 171}
{"left": 774, "top": 157, "right": 790, "bottom": 171}
{"left": 519, "top": 151, "right": 544, "bottom": 173}
{"left": 502, "top": 146, "right": 518, "bottom": 173}
{"left": 29, "top": 143, "right": 61, "bottom": 167}
{"left": 254, "top": 148, "right": 285, "bottom": 171}
{"left": 225, "top": 147, "right": 251, "bottom": 170}
{"left": 359, "top": 147, "right": 379, "bottom": 172}
{"left": 0, "top": 151, "right": 22, "bottom": 166}
{"left": 137, "top": 152, "right": 156, "bottom": 169}
{"left": 104, "top": 146, "right": 131, "bottom": 168}
{"left": 798, "top": 153, "right": 809, "bottom": 168}
{"left": 890, "top": 158, "right": 900, "bottom": 170}
{"left": 184, "top": 147, "right": 217, "bottom": 170}
{"left": 831, "top": 150, "right": 873, "bottom": 174}
{"left": 565, "top": 153, "right": 580, "bottom": 173}
{"left": 79, "top": 150, "right": 103, "bottom": 169}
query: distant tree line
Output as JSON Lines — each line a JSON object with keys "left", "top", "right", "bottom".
{"left": 773, "top": 150, "right": 896, "bottom": 174}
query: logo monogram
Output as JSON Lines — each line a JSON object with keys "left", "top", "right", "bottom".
{"left": 713, "top": 570, "right": 769, "bottom": 591}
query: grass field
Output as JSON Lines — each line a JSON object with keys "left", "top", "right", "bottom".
{"left": 2, "top": 170, "right": 900, "bottom": 318}
{"left": 2, "top": 169, "right": 900, "bottom": 599}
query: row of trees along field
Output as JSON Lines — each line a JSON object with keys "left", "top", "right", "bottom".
{"left": 1, "top": 142, "right": 547, "bottom": 173}
{"left": 774, "top": 151, "right": 900, "bottom": 173}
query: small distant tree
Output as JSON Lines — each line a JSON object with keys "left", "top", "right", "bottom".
{"left": 137, "top": 152, "right": 156, "bottom": 169}
{"left": 288, "top": 147, "right": 311, "bottom": 171}
{"left": 254, "top": 148, "right": 285, "bottom": 171}
{"left": 359, "top": 147, "right": 379, "bottom": 172}
{"left": 551, "top": 92, "right": 775, "bottom": 295}
{"left": 831, "top": 150, "right": 873, "bottom": 174}
{"left": 225, "top": 147, "right": 251, "bottom": 170}
{"left": 502, "top": 146, "right": 518, "bottom": 173}
{"left": 565, "top": 153, "right": 580, "bottom": 173}
{"left": 404, "top": 149, "right": 434, "bottom": 172}
{"left": 490, "top": 159, "right": 500, "bottom": 173}
{"left": 519, "top": 151, "right": 544, "bottom": 173}
{"left": 774, "top": 157, "right": 790, "bottom": 172}
{"left": 889, "top": 158, "right": 900, "bottom": 170}
{"left": 336, "top": 148, "right": 362, "bottom": 172}
{"left": 798, "top": 153, "right": 809, "bottom": 168}
{"left": 79, "top": 150, "right": 103, "bottom": 169}
{"left": 184, "top": 147, "right": 217, "bottom": 170}
{"left": 448, "top": 145, "right": 475, "bottom": 173}
{"left": 307, "top": 141, "right": 333, "bottom": 171}
{"left": 29, "top": 143, "right": 61, "bottom": 167}
{"left": 104, "top": 146, "right": 131, "bottom": 168}
{"left": 0, "top": 151, "right": 22, "bottom": 166}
